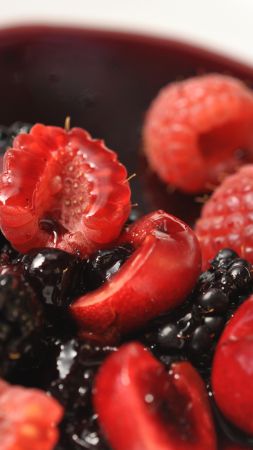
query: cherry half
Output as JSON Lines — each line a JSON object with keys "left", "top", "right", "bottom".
{"left": 93, "top": 342, "right": 217, "bottom": 450}
{"left": 212, "top": 295, "right": 253, "bottom": 435}
{"left": 71, "top": 210, "right": 201, "bottom": 341}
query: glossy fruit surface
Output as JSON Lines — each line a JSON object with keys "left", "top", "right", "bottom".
{"left": 0, "top": 124, "right": 131, "bottom": 256}
{"left": 212, "top": 295, "right": 253, "bottom": 434}
{"left": 143, "top": 74, "right": 253, "bottom": 194}
{"left": 0, "top": 378, "right": 63, "bottom": 450}
{"left": 71, "top": 210, "right": 201, "bottom": 341}
{"left": 94, "top": 342, "right": 217, "bottom": 450}
{"left": 196, "top": 165, "right": 253, "bottom": 268}
{"left": 141, "top": 248, "right": 253, "bottom": 376}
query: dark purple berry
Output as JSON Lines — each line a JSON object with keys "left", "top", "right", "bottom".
{"left": 211, "top": 248, "right": 238, "bottom": 269}
{"left": 157, "top": 324, "right": 184, "bottom": 350}
{"left": 22, "top": 248, "right": 85, "bottom": 309}
{"left": 228, "top": 260, "right": 252, "bottom": 289}
{"left": 188, "top": 325, "right": 212, "bottom": 355}
{"left": 204, "top": 316, "right": 224, "bottom": 336}
{"left": 86, "top": 244, "right": 133, "bottom": 291}
{"left": 0, "top": 272, "right": 44, "bottom": 378}
{"left": 198, "top": 288, "right": 229, "bottom": 314}
{"left": 48, "top": 340, "right": 115, "bottom": 450}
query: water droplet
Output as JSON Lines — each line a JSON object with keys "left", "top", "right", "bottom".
{"left": 145, "top": 394, "right": 154, "bottom": 404}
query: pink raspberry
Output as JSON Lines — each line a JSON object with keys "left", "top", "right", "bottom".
{"left": 143, "top": 74, "right": 253, "bottom": 193}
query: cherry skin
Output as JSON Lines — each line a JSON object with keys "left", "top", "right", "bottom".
{"left": 71, "top": 210, "right": 201, "bottom": 341}
{"left": 212, "top": 295, "right": 253, "bottom": 435}
{"left": 93, "top": 342, "right": 217, "bottom": 450}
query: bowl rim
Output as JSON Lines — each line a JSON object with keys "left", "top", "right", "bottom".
{"left": 0, "top": 22, "right": 253, "bottom": 76}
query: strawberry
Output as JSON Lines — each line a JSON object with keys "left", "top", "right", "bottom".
{"left": 71, "top": 210, "right": 201, "bottom": 341}
{"left": 212, "top": 295, "right": 253, "bottom": 435}
{"left": 93, "top": 342, "right": 217, "bottom": 450}
{"left": 143, "top": 74, "right": 253, "bottom": 193}
{"left": 195, "top": 164, "right": 253, "bottom": 268}
{"left": 0, "top": 378, "right": 63, "bottom": 450}
{"left": 0, "top": 124, "right": 131, "bottom": 256}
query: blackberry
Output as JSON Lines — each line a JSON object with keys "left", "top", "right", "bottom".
{"left": 141, "top": 249, "right": 253, "bottom": 376}
{"left": 47, "top": 339, "right": 115, "bottom": 450}
{"left": 86, "top": 244, "right": 134, "bottom": 291}
{"left": 0, "top": 272, "right": 44, "bottom": 378}
{"left": 0, "top": 122, "right": 32, "bottom": 154}
{"left": 22, "top": 248, "right": 86, "bottom": 310}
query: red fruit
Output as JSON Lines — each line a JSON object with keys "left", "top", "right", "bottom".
{"left": 212, "top": 295, "right": 253, "bottom": 435}
{"left": 0, "top": 378, "right": 63, "bottom": 450}
{"left": 71, "top": 210, "right": 201, "bottom": 341}
{"left": 93, "top": 342, "right": 217, "bottom": 450}
{"left": 143, "top": 74, "right": 253, "bottom": 193}
{"left": 0, "top": 124, "right": 131, "bottom": 256}
{"left": 196, "top": 164, "right": 253, "bottom": 268}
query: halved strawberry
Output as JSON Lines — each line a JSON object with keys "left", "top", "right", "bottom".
{"left": 93, "top": 342, "right": 217, "bottom": 450}
{"left": 0, "top": 378, "right": 63, "bottom": 450}
{"left": 212, "top": 295, "right": 253, "bottom": 435}
{"left": 0, "top": 124, "right": 131, "bottom": 256}
{"left": 71, "top": 210, "right": 201, "bottom": 341}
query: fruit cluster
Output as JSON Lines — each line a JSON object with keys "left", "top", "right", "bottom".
{"left": 1, "top": 73, "right": 253, "bottom": 450}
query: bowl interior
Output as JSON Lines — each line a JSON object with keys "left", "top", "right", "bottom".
{"left": 0, "top": 25, "right": 253, "bottom": 225}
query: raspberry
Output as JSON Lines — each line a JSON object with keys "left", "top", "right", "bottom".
{"left": 143, "top": 74, "right": 253, "bottom": 193}
{"left": 0, "top": 124, "right": 131, "bottom": 256}
{"left": 0, "top": 378, "right": 63, "bottom": 450}
{"left": 195, "top": 164, "right": 253, "bottom": 268}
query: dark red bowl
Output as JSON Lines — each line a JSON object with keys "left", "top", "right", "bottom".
{"left": 0, "top": 25, "right": 253, "bottom": 225}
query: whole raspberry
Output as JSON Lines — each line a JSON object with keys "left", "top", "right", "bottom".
{"left": 143, "top": 74, "right": 253, "bottom": 193}
{"left": 195, "top": 164, "right": 253, "bottom": 268}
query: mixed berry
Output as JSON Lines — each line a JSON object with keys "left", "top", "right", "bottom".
{"left": 1, "top": 73, "right": 253, "bottom": 450}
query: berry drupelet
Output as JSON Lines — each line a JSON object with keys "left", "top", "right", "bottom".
{"left": 141, "top": 248, "right": 253, "bottom": 376}
{"left": 22, "top": 248, "right": 86, "bottom": 310}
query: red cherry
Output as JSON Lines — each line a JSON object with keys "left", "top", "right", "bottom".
{"left": 93, "top": 342, "right": 217, "bottom": 450}
{"left": 212, "top": 295, "right": 253, "bottom": 435}
{"left": 71, "top": 210, "right": 201, "bottom": 341}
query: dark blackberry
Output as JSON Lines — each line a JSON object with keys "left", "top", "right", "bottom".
{"left": 22, "top": 248, "right": 86, "bottom": 310}
{"left": 47, "top": 339, "right": 115, "bottom": 450}
{"left": 0, "top": 272, "right": 44, "bottom": 378}
{"left": 210, "top": 248, "right": 238, "bottom": 269}
{"left": 141, "top": 249, "right": 253, "bottom": 377}
{"left": 86, "top": 244, "right": 134, "bottom": 291}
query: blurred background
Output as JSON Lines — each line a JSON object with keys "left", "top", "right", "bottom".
{"left": 1, "top": 0, "right": 253, "bottom": 64}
